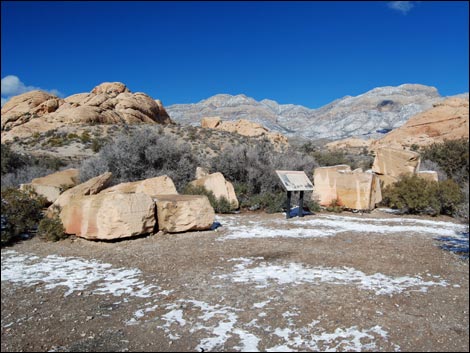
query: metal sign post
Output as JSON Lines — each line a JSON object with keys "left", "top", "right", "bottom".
{"left": 276, "top": 170, "right": 314, "bottom": 219}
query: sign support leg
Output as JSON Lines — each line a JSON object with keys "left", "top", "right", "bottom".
{"left": 299, "top": 191, "right": 304, "bottom": 217}
{"left": 286, "top": 191, "right": 292, "bottom": 219}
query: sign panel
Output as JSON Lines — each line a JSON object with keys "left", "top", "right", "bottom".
{"left": 275, "top": 170, "right": 314, "bottom": 191}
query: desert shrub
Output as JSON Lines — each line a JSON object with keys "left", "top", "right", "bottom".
{"left": 326, "top": 198, "right": 344, "bottom": 213}
{"left": 382, "top": 174, "right": 463, "bottom": 216}
{"left": 420, "top": 139, "right": 469, "bottom": 183}
{"left": 80, "top": 129, "right": 200, "bottom": 190}
{"left": 37, "top": 214, "right": 68, "bottom": 242}
{"left": 1, "top": 188, "right": 47, "bottom": 245}
{"left": 183, "top": 184, "right": 235, "bottom": 213}
{"left": 80, "top": 131, "right": 92, "bottom": 143}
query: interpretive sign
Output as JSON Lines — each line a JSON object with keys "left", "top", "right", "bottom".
{"left": 275, "top": 170, "right": 314, "bottom": 192}
{"left": 275, "top": 171, "right": 314, "bottom": 219}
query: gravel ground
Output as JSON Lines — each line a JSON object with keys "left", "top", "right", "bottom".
{"left": 1, "top": 210, "right": 468, "bottom": 352}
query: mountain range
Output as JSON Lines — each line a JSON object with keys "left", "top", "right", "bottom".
{"left": 167, "top": 84, "right": 468, "bottom": 140}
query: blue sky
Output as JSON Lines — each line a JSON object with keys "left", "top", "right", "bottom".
{"left": 1, "top": 1, "right": 469, "bottom": 108}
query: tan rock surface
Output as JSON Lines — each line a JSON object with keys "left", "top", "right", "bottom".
{"left": 372, "top": 147, "right": 420, "bottom": 187}
{"left": 312, "top": 165, "right": 381, "bottom": 210}
{"left": 189, "top": 172, "right": 239, "bottom": 209}
{"left": 100, "top": 175, "right": 177, "bottom": 197}
{"left": 371, "top": 97, "right": 469, "bottom": 150}
{"left": 1, "top": 82, "right": 173, "bottom": 142}
{"left": 60, "top": 192, "right": 156, "bottom": 240}
{"left": 19, "top": 168, "right": 80, "bottom": 203}
{"left": 201, "top": 117, "right": 222, "bottom": 129}
{"left": 195, "top": 167, "right": 210, "bottom": 179}
{"left": 417, "top": 171, "right": 439, "bottom": 182}
{"left": 49, "top": 172, "right": 113, "bottom": 212}
{"left": 154, "top": 194, "right": 215, "bottom": 233}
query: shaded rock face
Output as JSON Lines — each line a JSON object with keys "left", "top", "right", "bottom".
{"left": 189, "top": 172, "right": 239, "bottom": 209}
{"left": 371, "top": 97, "right": 469, "bottom": 150}
{"left": 1, "top": 82, "right": 173, "bottom": 141}
{"left": 312, "top": 165, "right": 382, "bottom": 210}
{"left": 372, "top": 147, "right": 420, "bottom": 187}
{"left": 19, "top": 168, "right": 79, "bottom": 204}
{"left": 168, "top": 84, "right": 447, "bottom": 140}
{"left": 154, "top": 194, "right": 215, "bottom": 233}
{"left": 60, "top": 192, "right": 156, "bottom": 240}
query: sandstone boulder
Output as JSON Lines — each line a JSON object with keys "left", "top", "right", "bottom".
{"left": 49, "top": 172, "right": 113, "bottom": 212}
{"left": 154, "top": 194, "right": 215, "bottom": 233}
{"left": 20, "top": 168, "right": 79, "bottom": 203}
{"left": 372, "top": 147, "right": 420, "bottom": 187}
{"left": 312, "top": 166, "right": 382, "bottom": 210}
{"left": 417, "top": 171, "right": 439, "bottom": 182}
{"left": 195, "top": 167, "right": 210, "bottom": 180}
{"left": 201, "top": 117, "right": 222, "bottom": 129}
{"left": 100, "top": 175, "right": 177, "bottom": 197}
{"left": 189, "top": 172, "right": 239, "bottom": 209}
{"left": 60, "top": 192, "right": 156, "bottom": 240}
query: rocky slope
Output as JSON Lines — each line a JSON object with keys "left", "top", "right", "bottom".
{"left": 370, "top": 97, "right": 469, "bottom": 150}
{"left": 167, "top": 84, "right": 462, "bottom": 140}
{"left": 1, "top": 82, "right": 172, "bottom": 142}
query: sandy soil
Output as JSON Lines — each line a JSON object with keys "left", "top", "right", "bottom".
{"left": 1, "top": 210, "right": 468, "bottom": 352}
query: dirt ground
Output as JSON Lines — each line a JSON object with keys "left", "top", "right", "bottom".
{"left": 1, "top": 210, "right": 469, "bottom": 352}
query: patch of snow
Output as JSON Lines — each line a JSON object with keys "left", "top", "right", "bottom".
{"left": 1, "top": 250, "right": 159, "bottom": 297}
{"left": 218, "top": 258, "right": 447, "bottom": 295}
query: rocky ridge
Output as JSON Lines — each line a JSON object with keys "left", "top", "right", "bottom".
{"left": 167, "top": 84, "right": 467, "bottom": 140}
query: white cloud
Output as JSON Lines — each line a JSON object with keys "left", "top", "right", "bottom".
{"left": 388, "top": 1, "right": 415, "bottom": 14}
{"left": 1, "top": 75, "right": 62, "bottom": 107}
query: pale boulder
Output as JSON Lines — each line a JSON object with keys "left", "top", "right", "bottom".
{"left": 60, "top": 192, "right": 156, "bottom": 240}
{"left": 372, "top": 147, "right": 420, "bottom": 187}
{"left": 312, "top": 166, "right": 382, "bottom": 210}
{"left": 20, "top": 168, "right": 79, "bottom": 203}
{"left": 201, "top": 117, "right": 222, "bottom": 129}
{"left": 49, "top": 172, "right": 113, "bottom": 212}
{"left": 100, "top": 175, "right": 178, "bottom": 197}
{"left": 154, "top": 194, "right": 215, "bottom": 233}
{"left": 195, "top": 167, "right": 209, "bottom": 179}
{"left": 417, "top": 171, "right": 439, "bottom": 182}
{"left": 189, "top": 172, "right": 239, "bottom": 209}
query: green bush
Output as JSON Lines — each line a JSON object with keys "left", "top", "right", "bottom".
{"left": 326, "top": 199, "right": 344, "bottom": 213}
{"left": 1, "top": 188, "right": 47, "bottom": 245}
{"left": 382, "top": 174, "right": 463, "bottom": 216}
{"left": 420, "top": 139, "right": 469, "bottom": 183}
{"left": 37, "top": 214, "right": 68, "bottom": 242}
{"left": 183, "top": 184, "right": 236, "bottom": 213}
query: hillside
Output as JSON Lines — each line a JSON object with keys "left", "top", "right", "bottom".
{"left": 166, "top": 84, "right": 457, "bottom": 140}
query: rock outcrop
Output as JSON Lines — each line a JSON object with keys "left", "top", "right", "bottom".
{"left": 1, "top": 82, "right": 173, "bottom": 142}
{"left": 189, "top": 172, "right": 239, "bottom": 209}
{"left": 372, "top": 147, "right": 420, "bottom": 187}
{"left": 20, "top": 168, "right": 79, "bottom": 203}
{"left": 201, "top": 117, "right": 288, "bottom": 146}
{"left": 312, "top": 165, "right": 382, "bottom": 210}
{"left": 60, "top": 192, "right": 156, "bottom": 240}
{"left": 154, "top": 194, "right": 215, "bottom": 233}
{"left": 371, "top": 97, "right": 469, "bottom": 150}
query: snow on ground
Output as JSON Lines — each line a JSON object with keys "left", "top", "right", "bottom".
{"left": 0, "top": 250, "right": 160, "bottom": 298}
{"left": 217, "top": 214, "right": 467, "bottom": 241}
{"left": 217, "top": 257, "right": 447, "bottom": 295}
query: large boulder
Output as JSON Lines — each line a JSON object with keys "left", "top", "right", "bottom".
{"left": 312, "top": 166, "right": 382, "bottom": 210}
{"left": 48, "top": 172, "right": 113, "bottom": 213}
{"left": 154, "top": 194, "right": 215, "bottom": 233}
{"left": 60, "top": 192, "right": 156, "bottom": 240}
{"left": 201, "top": 117, "right": 222, "bottom": 129}
{"left": 20, "top": 168, "right": 80, "bottom": 203}
{"left": 372, "top": 147, "right": 420, "bottom": 187}
{"left": 100, "top": 175, "right": 178, "bottom": 197}
{"left": 189, "top": 172, "right": 239, "bottom": 209}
